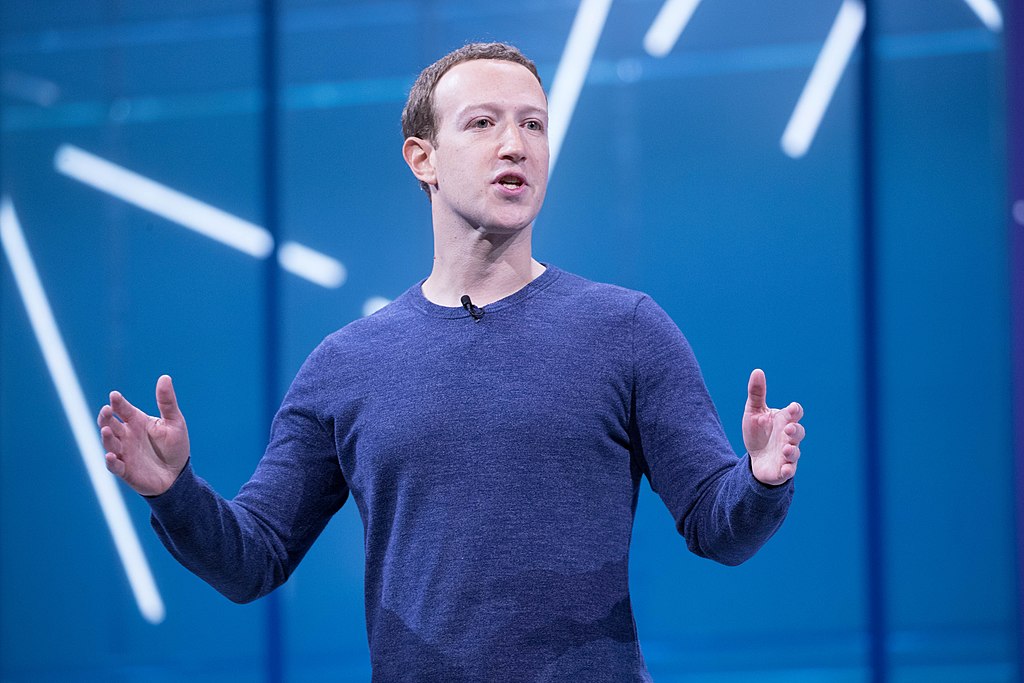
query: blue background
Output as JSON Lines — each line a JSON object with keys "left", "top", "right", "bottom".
{"left": 0, "top": 1, "right": 1015, "bottom": 681}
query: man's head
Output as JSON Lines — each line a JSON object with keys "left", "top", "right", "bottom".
{"left": 402, "top": 42, "right": 544, "bottom": 198}
{"left": 401, "top": 44, "right": 550, "bottom": 237}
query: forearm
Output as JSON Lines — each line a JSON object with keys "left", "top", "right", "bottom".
{"left": 680, "top": 454, "right": 794, "bottom": 566}
{"left": 146, "top": 460, "right": 290, "bottom": 603}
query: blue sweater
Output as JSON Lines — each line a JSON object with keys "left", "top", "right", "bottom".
{"left": 148, "top": 265, "right": 793, "bottom": 681}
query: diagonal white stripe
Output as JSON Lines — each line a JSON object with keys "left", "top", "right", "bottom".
{"left": 53, "top": 145, "right": 346, "bottom": 289}
{"left": 362, "top": 296, "right": 391, "bottom": 317}
{"left": 961, "top": 0, "right": 1003, "bottom": 31}
{"left": 55, "top": 145, "right": 273, "bottom": 258}
{"left": 547, "top": 0, "right": 615, "bottom": 176}
{"left": 781, "top": 0, "right": 865, "bottom": 159}
{"left": 278, "top": 240, "right": 347, "bottom": 288}
{"left": 0, "top": 197, "right": 165, "bottom": 624}
{"left": 644, "top": 0, "right": 703, "bottom": 58}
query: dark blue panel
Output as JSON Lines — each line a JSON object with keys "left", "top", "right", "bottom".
{"left": 873, "top": 8, "right": 1015, "bottom": 681}
{"left": 1008, "top": 0, "right": 1024, "bottom": 680}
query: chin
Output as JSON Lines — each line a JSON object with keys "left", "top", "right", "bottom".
{"left": 478, "top": 216, "right": 537, "bottom": 235}
{"left": 490, "top": 207, "right": 542, "bottom": 232}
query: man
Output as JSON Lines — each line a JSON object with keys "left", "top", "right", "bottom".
{"left": 97, "top": 42, "right": 805, "bottom": 681}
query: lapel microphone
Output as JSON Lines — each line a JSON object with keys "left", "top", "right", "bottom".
{"left": 460, "top": 295, "right": 484, "bottom": 322}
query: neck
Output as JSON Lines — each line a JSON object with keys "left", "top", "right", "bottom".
{"left": 421, "top": 223, "right": 545, "bottom": 307}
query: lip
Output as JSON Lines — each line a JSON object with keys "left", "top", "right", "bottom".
{"left": 491, "top": 171, "right": 528, "bottom": 188}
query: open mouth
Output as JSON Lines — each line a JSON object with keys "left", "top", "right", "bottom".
{"left": 496, "top": 174, "right": 525, "bottom": 190}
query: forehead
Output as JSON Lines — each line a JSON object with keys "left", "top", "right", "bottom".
{"left": 432, "top": 59, "right": 547, "bottom": 120}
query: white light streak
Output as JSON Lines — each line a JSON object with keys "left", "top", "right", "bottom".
{"left": 781, "top": 0, "right": 865, "bottom": 159}
{"left": 362, "top": 296, "right": 391, "bottom": 317}
{"left": 962, "top": 0, "right": 1003, "bottom": 31}
{"left": 1013, "top": 200, "right": 1024, "bottom": 226}
{"left": 55, "top": 144, "right": 273, "bottom": 258}
{"left": 54, "top": 144, "right": 347, "bottom": 289}
{"left": 644, "top": 0, "right": 703, "bottom": 58}
{"left": 0, "top": 197, "right": 165, "bottom": 625}
{"left": 278, "top": 240, "right": 346, "bottom": 288}
{"left": 547, "top": 0, "right": 614, "bottom": 176}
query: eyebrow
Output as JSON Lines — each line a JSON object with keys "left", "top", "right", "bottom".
{"left": 454, "top": 102, "right": 549, "bottom": 121}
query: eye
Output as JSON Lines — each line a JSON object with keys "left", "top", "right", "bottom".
{"left": 471, "top": 118, "right": 492, "bottom": 129}
{"left": 524, "top": 120, "right": 544, "bottom": 132}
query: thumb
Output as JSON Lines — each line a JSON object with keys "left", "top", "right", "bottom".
{"left": 746, "top": 368, "right": 767, "bottom": 412}
{"left": 155, "top": 374, "right": 183, "bottom": 423}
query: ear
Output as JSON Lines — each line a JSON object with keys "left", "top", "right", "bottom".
{"left": 402, "top": 136, "right": 437, "bottom": 187}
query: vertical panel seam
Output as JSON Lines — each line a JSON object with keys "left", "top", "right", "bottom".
{"left": 858, "top": 1, "right": 887, "bottom": 681}
{"left": 260, "top": 0, "right": 283, "bottom": 681}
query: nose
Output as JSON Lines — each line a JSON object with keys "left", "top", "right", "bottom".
{"left": 498, "top": 122, "right": 526, "bottom": 163}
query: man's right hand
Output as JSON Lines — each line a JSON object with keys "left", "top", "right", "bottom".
{"left": 97, "top": 374, "right": 190, "bottom": 496}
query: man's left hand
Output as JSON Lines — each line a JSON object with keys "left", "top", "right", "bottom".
{"left": 742, "top": 368, "right": 805, "bottom": 486}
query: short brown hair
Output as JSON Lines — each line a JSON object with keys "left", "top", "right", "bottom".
{"left": 402, "top": 42, "right": 543, "bottom": 196}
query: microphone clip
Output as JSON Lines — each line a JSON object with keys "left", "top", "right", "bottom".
{"left": 460, "top": 295, "right": 485, "bottom": 322}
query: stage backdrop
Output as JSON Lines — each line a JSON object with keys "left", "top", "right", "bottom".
{"left": 0, "top": 1, "right": 1015, "bottom": 681}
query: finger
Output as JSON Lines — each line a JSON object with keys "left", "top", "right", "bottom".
{"left": 105, "top": 452, "right": 126, "bottom": 478}
{"left": 786, "top": 402, "right": 804, "bottom": 422}
{"left": 782, "top": 444, "right": 801, "bottom": 462}
{"left": 98, "top": 406, "right": 127, "bottom": 438}
{"left": 100, "top": 425, "right": 123, "bottom": 454}
{"left": 155, "top": 375, "right": 183, "bottom": 424}
{"left": 98, "top": 411, "right": 125, "bottom": 438}
{"left": 97, "top": 405, "right": 119, "bottom": 430}
{"left": 779, "top": 462, "right": 796, "bottom": 481}
{"left": 784, "top": 422, "right": 806, "bottom": 444}
{"left": 110, "top": 390, "right": 146, "bottom": 425}
{"left": 746, "top": 368, "right": 767, "bottom": 412}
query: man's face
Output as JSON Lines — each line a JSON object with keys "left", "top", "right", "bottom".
{"left": 425, "top": 59, "right": 549, "bottom": 234}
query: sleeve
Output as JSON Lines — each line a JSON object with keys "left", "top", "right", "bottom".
{"left": 629, "top": 295, "right": 792, "bottom": 566}
{"left": 146, "top": 344, "right": 350, "bottom": 603}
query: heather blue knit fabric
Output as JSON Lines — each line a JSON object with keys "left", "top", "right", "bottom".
{"left": 148, "top": 265, "right": 793, "bottom": 681}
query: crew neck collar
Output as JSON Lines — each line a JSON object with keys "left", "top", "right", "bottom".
{"left": 407, "top": 263, "right": 561, "bottom": 319}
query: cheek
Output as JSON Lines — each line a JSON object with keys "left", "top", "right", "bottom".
{"left": 530, "top": 145, "right": 550, "bottom": 175}
{"left": 437, "top": 147, "right": 476, "bottom": 181}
